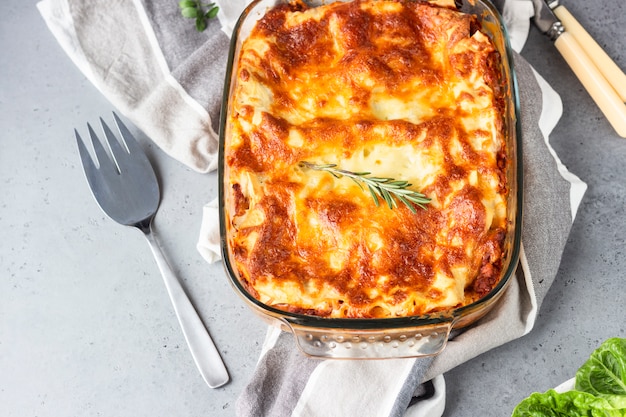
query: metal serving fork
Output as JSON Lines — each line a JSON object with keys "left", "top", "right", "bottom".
{"left": 75, "top": 112, "right": 229, "bottom": 388}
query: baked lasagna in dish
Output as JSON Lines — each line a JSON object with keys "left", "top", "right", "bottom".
{"left": 223, "top": 0, "right": 509, "bottom": 319}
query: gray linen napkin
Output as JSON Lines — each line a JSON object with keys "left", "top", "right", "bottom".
{"left": 38, "top": 0, "right": 587, "bottom": 415}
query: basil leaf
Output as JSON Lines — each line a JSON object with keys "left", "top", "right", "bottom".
{"left": 195, "top": 17, "right": 207, "bottom": 32}
{"left": 180, "top": 7, "right": 198, "bottom": 18}
{"left": 206, "top": 6, "right": 219, "bottom": 19}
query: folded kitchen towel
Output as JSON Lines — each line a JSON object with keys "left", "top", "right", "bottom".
{"left": 38, "top": 0, "right": 587, "bottom": 416}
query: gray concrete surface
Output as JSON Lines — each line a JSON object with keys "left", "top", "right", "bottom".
{"left": 1, "top": 1, "right": 624, "bottom": 416}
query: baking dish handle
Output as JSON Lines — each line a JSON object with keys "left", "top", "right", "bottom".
{"left": 284, "top": 320, "right": 453, "bottom": 359}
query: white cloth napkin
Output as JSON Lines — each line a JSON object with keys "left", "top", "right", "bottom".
{"left": 38, "top": 0, "right": 587, "bottom": 416}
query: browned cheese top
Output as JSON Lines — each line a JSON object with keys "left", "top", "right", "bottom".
{"left": 224, "top": 0, "right": 508, "bottom": 318}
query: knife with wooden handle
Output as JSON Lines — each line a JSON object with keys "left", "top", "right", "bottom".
{"left": 531, "top": 0, "right": 626, "bottom": 138}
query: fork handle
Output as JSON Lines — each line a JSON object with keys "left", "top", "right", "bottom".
{"left": 142, "top": 225, "right": 229, "bottom": 388}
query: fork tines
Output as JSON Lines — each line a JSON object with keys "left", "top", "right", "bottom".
{"left": 75, "top": 112, "right": 145, "bottom": 175}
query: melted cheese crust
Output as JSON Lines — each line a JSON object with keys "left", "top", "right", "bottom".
{"left": 225, "top": 0, "right": 508, "bottom": 318}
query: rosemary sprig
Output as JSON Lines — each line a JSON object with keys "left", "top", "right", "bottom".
{"left": 299, "top": 161, "right": 430, "bottom": 213}
{"left": 178, "top": 1, "right": 219, "bottom": 32}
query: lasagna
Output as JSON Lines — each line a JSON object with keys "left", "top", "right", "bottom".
{"left": 223, "top": 0, "right": 509, "bottom": 318}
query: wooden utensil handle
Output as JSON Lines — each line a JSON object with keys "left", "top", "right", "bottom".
{"left": 553, "top": 5, "right": 626, "bottom": 102}
{"left": 555, "top": 32, "right": 626, "bottom": 138}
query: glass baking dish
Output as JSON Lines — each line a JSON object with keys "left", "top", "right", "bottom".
{"left": 218, "top": 0, "right": 523, "bottom": 359}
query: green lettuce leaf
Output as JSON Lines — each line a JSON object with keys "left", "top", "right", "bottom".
{"left": 576, "top": 338, "right": 626, "bottom": 406}
{"left": 511, "top": 390, "right": 626, "bottom": 417}
{"left": 512, "top": 338, "right": 626, "bottom": 417}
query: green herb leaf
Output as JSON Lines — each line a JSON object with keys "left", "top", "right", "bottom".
{"left": 299, "top": 161, "right": 431, "bottom": 213}
{"left": 206, "top": 5, "right": 219, "bottom": 19}
{"left": 195, "top": 17, "right": 207, "bottom": 32}
{"left": 181, "top": 6, "right": 199, "bottom": 18}
{"left": 178, "top": 1, "right": 219, "bottom": 32}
